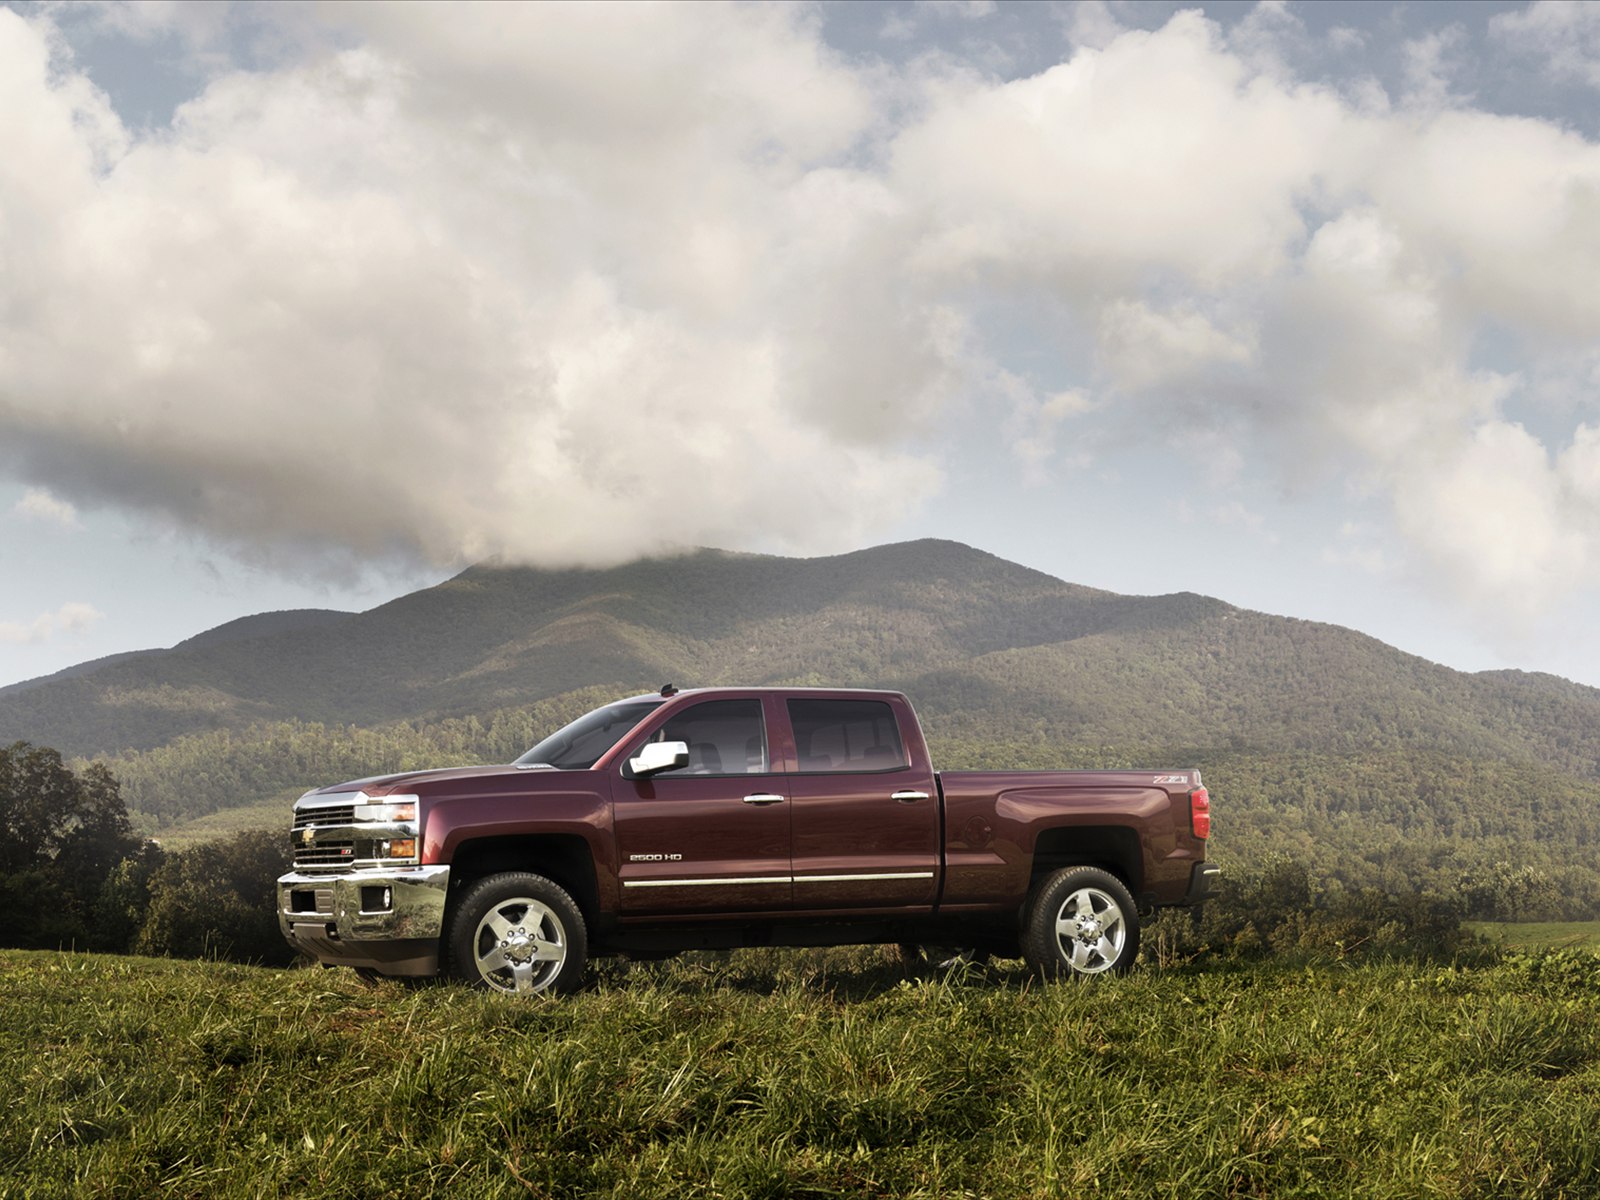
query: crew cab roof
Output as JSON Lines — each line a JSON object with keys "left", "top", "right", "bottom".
{"left": 612, "top": 686, "right": 913, "bottom": 705}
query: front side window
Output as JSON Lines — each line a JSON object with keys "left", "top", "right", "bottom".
{"left": 788, "top": 699, "right": 907, "bottom": 773}
{"left": 640, "top": 699, "right": 768, "bottom": 776}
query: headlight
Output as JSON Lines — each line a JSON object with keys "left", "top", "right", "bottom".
{"left": 354, "top": 797, "right": 418, "bottom": 823}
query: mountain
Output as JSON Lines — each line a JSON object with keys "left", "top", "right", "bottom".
{"left": 170, "top": 609, "right": 353, "bottom": 653}
{"left": 5, "top": 539, "right": 1600, "bottom": 775}
{"left": 0, "top": 608, "right": 353, "bottom": 706}
{"left": 0, "top": 648, "right": 166, "bottom": 702}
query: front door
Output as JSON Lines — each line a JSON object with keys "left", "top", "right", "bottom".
{"left": 613, "top": 697, "right": 792, "bottom": 914}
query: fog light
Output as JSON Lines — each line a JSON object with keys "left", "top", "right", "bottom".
{"left": 360, "top": 885, "right": 394, "bottom": 912}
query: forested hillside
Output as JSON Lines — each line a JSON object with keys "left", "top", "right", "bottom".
{"left": 8, "top": 540, "right": 1600, "bottom": 769}
{"left": 6, "top": 539, "right": 1600, "bottom": 915}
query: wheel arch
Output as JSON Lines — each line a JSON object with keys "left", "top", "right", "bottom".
{"left": 1028, "top": 824, "right": 1144, "bottom": 896}
{"left": 446, "top": 834, "right": 600, "bottom": 923}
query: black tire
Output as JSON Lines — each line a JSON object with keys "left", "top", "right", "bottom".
{"left": 446, "top": 872, "right": 588, "bottom": 996}
{"left": 1021, "top": 866, "right": 1140, "bottom": 978}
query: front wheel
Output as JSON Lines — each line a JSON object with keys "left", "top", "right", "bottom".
{"left": 1021, "top": 867, "right": 1139, "bottom": 978}
{"left": 447, "top": 872, "right": 587, "bottom": 996}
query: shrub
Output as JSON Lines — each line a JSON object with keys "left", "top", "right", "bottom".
{"left": 135, "top": 829, "right": 293, "bottom": 965}
{"left": 1145, "top": 854, "right": 1469, "bottom": 964}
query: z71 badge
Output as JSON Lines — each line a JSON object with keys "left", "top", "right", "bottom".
{"left": 1152, "top": 775, "right": 1188, "bottom": 785}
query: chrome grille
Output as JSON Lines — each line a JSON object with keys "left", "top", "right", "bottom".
{"left": 294, "top": 842, "right": 357, "bottom": 868}
{"left": 294, "top": 805, "right": 356, "bottom": 828}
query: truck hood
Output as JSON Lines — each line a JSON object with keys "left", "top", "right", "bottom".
{"left": 305, "top": 763, "right": 564, "bottom": 798}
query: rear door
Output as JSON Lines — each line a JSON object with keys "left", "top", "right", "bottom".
{"left": 784, "top": 695, "right": 939, "bottom": 911}
{"left": 612, "top": 696, "right": 792, "bottom": 914}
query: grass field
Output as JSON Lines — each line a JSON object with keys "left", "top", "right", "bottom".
{"left": 5, "top": 946, "right": 1600, "bottom": 1199}
{"left": 1467, "top": 921, "right": 1600, "bottom": 952}
{"left": 139, "top": 795, "right": 297, "bottom": 851}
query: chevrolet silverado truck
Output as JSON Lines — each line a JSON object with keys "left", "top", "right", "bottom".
{"left": 277, "top": 686, "right": 1216, "bottom": 994}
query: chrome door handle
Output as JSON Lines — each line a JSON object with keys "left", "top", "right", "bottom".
{"left": 891, "top": 790, "right": 930, "bottom": 803}
{"left": 743, "top": 793, "right": 785, "bottom": 805}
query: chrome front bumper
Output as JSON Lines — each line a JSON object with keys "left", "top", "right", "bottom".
{"left": 277, "top": 864, "right": 450, "bottom": 977}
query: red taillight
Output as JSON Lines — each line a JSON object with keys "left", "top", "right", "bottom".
{"left": 1190, "top": 787, "right": 1211, "bottom": 839}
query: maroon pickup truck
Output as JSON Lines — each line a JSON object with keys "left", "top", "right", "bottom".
{"left": 277, "top": 686, "right": 1216, "bottom": 994}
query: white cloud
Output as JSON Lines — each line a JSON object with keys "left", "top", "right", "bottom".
{"left": 1097, "top": 301, "right": 1256, "bottom": 392}
{"left": 882, "top": 0, "right": 997, "bottom": 42}
{"left": 1560, "top": 423, "right": 1600, "bottom": 502}
{"left": 883, "top": 13, "right": 1600, "bottom": 630}
{"left": 0, "top": 4, "right": 943, "bottom": 574}
{"left": 1226, "top": 0, "right": 1310, "bottom": 81}
{"left": 1001, "top": 376, "right": 1092, "bottom": 484}
{"left": 1326, "top": 27, "right": 1368, "bottom": 56}
{"left": 1400, "top": 26, "right": 1469, "bottom": 112}
{"left": 4, "top": 2, "right": 1600, "bottom": 647}
{"left": 892, "top": 11, "right": 1353, "bottom": 290}
{"left": 1062, "top": 0, "right": 1123, "bottom": 52}
{"left": 1389, "top": 422, "right": 1588, "bottom": 627}
{"left": 0, "top": 602, "right": 104, "bottom": 645}
{"left": 1491, "top": 0, "right": 1600, "bottom": 89}
{"left": 12, "top": 488, "right": 82, "bottom": 528}
{"left": 71, "top": 0, "right": 235, "bottom": 47}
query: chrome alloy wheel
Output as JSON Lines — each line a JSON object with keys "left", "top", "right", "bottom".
{"left": 1051, "top": 886, "right": 1127, "bottom": 974}
{"left": 472, "top": 896, "right": 568, "bottom": 994}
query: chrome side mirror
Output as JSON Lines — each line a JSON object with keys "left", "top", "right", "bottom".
{"left": 629, "top": 740, "right": 689, "bottom": 777}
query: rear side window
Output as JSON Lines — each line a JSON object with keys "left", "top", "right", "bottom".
{"left": 647, "top": 699, "right": 769, "bottom": 776}
{"left": 787, "top": 699, "right": 907, "bottom": 773}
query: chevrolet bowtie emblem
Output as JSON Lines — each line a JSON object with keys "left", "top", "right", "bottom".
{"left": 301, "top": 827, "right": 316, "bottom": 846}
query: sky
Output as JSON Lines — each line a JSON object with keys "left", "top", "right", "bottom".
{"left": 3, "top": 0, "right": 1600, "bottom": 692}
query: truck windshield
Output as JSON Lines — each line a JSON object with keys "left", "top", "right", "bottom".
{"left": 513, "top": 700, "right": 662, "bottom": 770}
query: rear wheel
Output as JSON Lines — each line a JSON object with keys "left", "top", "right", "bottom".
{"left": 1021, "top": 866, "right": 1139, "bottom": 978}
{"left": 447, "top": 872, "right": 587, "bottom": 996}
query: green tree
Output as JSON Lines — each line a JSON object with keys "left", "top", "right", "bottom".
{"left": 0, "top": 742, "right": 81, "bottom": 873}
{"left": 136, "top": 829, "right": 293, "bottom": 965}
{"left": 1457, "top": 861, "right": 1562, "bottom": 921}
{"left": 0, "top": 743, "right": 139, "bottom": 948}
{"left": 91, "top": 840, "right": 167, "bottom": 953}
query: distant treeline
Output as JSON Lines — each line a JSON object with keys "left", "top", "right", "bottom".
{"left": 96, "top": 688, "right": 623, "bottom": 823}
{"left": 930, "top": 735, "right": 1600, "bottom": 920}
{"left": 1, "top": 734, "right": 1590, "bottom": 974}
{"left": 73, "top": 691, "right": 1600, "bottom": 926}
{"left": 1, "top": 743, "right": 291, "bottom": 964}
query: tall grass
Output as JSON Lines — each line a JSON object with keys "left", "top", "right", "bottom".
{"left": 5, "top": 947, "right": 1599, "bottom": 1198}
